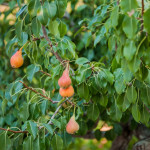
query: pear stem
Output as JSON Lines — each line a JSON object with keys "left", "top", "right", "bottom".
{"left": 19, "top": 41, "right": 29, "bottom": 52}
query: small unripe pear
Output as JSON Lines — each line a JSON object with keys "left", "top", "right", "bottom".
{"left": 66, "top": 115, "right": 79, "bottom": 134}
{"left": 58, "top": 68, "right": 71, "bottom": 88}
{"left": 10, "top": 48, "right": 23, "bottom": 68}
{"left": 59, "top": 85, "right": 74, "bottom": 97}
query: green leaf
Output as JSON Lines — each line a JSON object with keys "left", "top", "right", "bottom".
{"left": 55, "top": 0, "right": 67, "bottom": 18}
{"left": 132, "top": 103, "right": 140, "bottom": 122}
{"left": 128, "top": 56, "right": 141, "bottom": 73}
{"left": 122, "top": 95, "right": 130, "bottom": 112}
{"left": 59, "top": 116, "right": 67, "bottom": 130}
{"left": 2, "top": 99, "right": 7, "bottom": 115}
{"left": 123, "top": 40, "right": 136, "bottom": 61}
{"left": 27, "top": 121, "right": 38, "bottom": 140}
{"left": 58, "top": 21, "right": 67, "bottom": 37}
{"left": 51, "top": 119, "right": 61, "bottom": 129}
{"left": 62, "top": 132, "right": 72, "bottom": 148}
{"left": 114, "top": 68, "right": 126, "bottom": 94}
{"left": 87, "top": 104, "right": 99, "bottom": 121}
{"left": 94, "top": 26, "right": 106, "bottom": 47}
{"left": 144, "top": 8, "right": 150, "bottom": 34}
{"left": 0, "top": 133, "right": 12, "bottom": 150}
{"left": 140, "top": 86, "right": 150, "bottom": 106}
{"left": 103, "top": 69, "right": 114, "bottom": 85}
{"left": 51, "top": 135, "right": 63, "bottom": 150}
{"left": 37, "top": 6, "right": 48, "bottom": 25}
{"left": 122, "top": 16, "right": 137, "bottom": 39}
{"left": 48, "top": 20, "right": 59, "bottom": 36}
{"left": 19, "top": 102, "right": 29, "bottom": 122}
{"left": 32, "top": 17, "right": 41, "bottom": 37}
{"left": 15, "top": 20, "right": 22, "bottom": 40}
{"left": 120, "top": 0, "right": 138, "bottom": 13}
{"left": 126, "top": 85, "right": 137, "bottom": 104}
{"left": 66, "top": 39, "right": 76, "bottom": 58}
{"left": 77, "top": 83, "right": 90, "bottom": 102}
{"left": 23, "top": 136, "right": 33, "bottom": 150}
{"left": 28, "top": 0, "right": 40, "bottom": 17}
{"left": 26, "top": 64, "right": 40, "bottom": 82}
{"left": 33, "top": 136, "right": 40, "bottom": 150}
{"left": 75, "top": 57, "right": 89, "bottom": 65}
{"left": 99, "top": 94, "right": 108, "bottom": 107}
{"left": 40, "top": 100, "right": 47, "bottom": 115}
{"left": 109, "top": 102, "right": 122, "bottom": 122}
{"left": 121, "top": 59, "right": 133, "bottom": 83}
{"left": 45, "top": 1, "right": 57, "bottom": 19}
{"left": 110, "top": 6, "right": 119, "bottom": 28}
{"left": 18, "top": 32, "right": 28, "bottom": 46}
{"left": 43, "top": 123, "right": 53, "bottom": 135}
{"left": 16, "top": 5, "right": 27, "bottom": 18}
{"left": 140, "top": 107, "right": 150, "bottom": 125}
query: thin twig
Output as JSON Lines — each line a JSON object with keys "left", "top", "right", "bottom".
{"left": 0, "top": 127, "right": 28, "bottom": 134}
{"left": 67, "top": 99, "right": 75, "bottom": 106}
{"left": 32, "top": 36, "right": 44, "bottom": 41}
{"left": 19, "top": 81, "right": 59, "bottom": 104}
{"left": 39, "top": 99, "right": 68, "bottom": 129}
{"left": 39, "top": 70, "right": 51, "bottom": 77}
{"left": 42, "top": 25, "right": 65, "bottom": 67}
{"left": 117, "top": 0, "right": 119, "bottom": 5}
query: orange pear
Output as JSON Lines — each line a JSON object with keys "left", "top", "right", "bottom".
{"left": 66, "top": 115, "right": 79, "bottom": 134}
{"left": 58, "top": 68, "right": 71, "bottom": 88}
{"left": 10, "top": 48, "right": 23, "bottom": 68}
{"left": 59, "top": 85, "right": 74, "bottom": 97}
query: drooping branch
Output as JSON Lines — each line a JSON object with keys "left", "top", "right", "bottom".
{"left": 0, "top": 127, "right": 28, "bottom": 134}
{"left": 19, "top": 81, "right": 59, "bottom": 104}
{"left": 0, "top": 99, "right": 70, "bottom": 134}
{"left": 42, "top": 25, "right": 65, "bottom": 67}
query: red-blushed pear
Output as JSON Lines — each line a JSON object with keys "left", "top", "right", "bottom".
{"left": 66, "top": 115, "right": 79, "bottom": 134}
{"left": 59, "top": 85, "right": 74, "bottom": 97}
{"left": 10, "top": 48, "right": 23, "bottom": 68}
{"left": 58, "top": 68, "right": 71, "bottom": 88}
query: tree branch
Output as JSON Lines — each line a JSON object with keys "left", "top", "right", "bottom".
{"left": 39, "top": 70, "right": 51, "bottom": 77}
{"left": 0, "top": 127, "right": 28, "bottom": 134}
{"left": 39, "top": 99, "right": 68, "bottom": 129}
{"left": 32, "top": 36, "right": 44, "bottom": 41}
{"left": 42, "top": 25, "right": 65, "bottom": 67}
{"left": 19, "top": 81, "right": 59, "bottom": 104}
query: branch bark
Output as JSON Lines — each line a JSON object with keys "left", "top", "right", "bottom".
{"left": 32, "top": 36, "right": 44, "bottom": 41}
{"left": 0, "top": 127, "right": 28, "bottom": 134}
{"left": 39, "top": 70, "right": 51, "bottom": 77}
{"left": 19, "top": 81, "right": 59, "bottom": 104}
{"left": 42, "top": 25, "right": 65, "bottom": 67}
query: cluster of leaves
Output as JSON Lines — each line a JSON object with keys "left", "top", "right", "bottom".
{"left": 1, "top": 0, "right": 150, "bottom": 149}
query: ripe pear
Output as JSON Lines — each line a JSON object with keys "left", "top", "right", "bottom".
{"left": 58, "top": 68, "right": 71, "bottom": 88}
{"left": 59, "top": 85, "right": 74, "bottom": 97}
{"left": 66, "top": 115, "right": 79, "bottom": 134}
{"left": 10, "top": 48, "right": 23, "bottom": 68}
